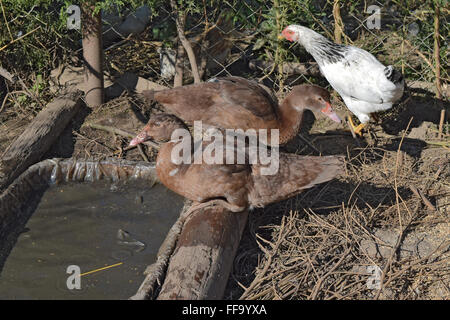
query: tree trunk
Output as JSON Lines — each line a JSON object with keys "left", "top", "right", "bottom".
{"left": 82, "top": 4, "right": 104, "bottom": 107}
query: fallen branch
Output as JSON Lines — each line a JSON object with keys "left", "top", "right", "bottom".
{"left": 0, "top": 90, "right": 83, "bottom": 190}
{"left": 409, "top": 185, "right": 437, "bottom": 212}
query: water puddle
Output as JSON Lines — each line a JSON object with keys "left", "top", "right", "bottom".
{"left": 0, "top": 179, "right": 184, "bottom": 299}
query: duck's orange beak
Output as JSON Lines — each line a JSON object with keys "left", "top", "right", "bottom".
{"left": 321, "top": 102, "right": 341, "bottom": 123}
{"left": 129, "top": 126, "right": 151, "bottom": 147}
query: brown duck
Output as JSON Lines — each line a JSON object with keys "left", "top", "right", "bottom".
{"left": 140, "top": 76, "right": 340, "bottom": 146}
{"left": 129, "top": 114, "right": 344, "bottom": 212}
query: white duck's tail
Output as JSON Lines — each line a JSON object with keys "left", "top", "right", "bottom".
{"left": 384, "top": 66, "right": 404, "bottom": 85}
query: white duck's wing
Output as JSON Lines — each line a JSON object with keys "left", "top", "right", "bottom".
{"left": 319, "top": 46, "right": 402, "bottom": 104}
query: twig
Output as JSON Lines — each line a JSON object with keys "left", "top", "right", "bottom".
{"left": 0, "top": 0, "right": 13, "bottom": 41}
{"left": 309, "top": 247, "right": 352, "bottom": 300}
{"left": 433, "top": 3, "right": 442, "bottom": 99}
{"left": 0, "top": 26, "right": 41, "bottom": 52}
{"left": 170, "top": 0, "right": 201, "bottom": 84}
{"left": 305, "top": 9, "right": 334, "bottom": 40}
{"left": 409, "top": 185, "right": 436, "bottom": 212}
{"left": 137, "top": 144, "right": 149, "bottom": 162}
{"left": 73, "top": 131, "right": 114, "bottom": 152}
{"left": 0, "top": 92, "right": 9, "bottom": 114}
{"left": 16, "top": 74, "right": 43, "bottom": 109}
{"left": 424, "top": 140, "right": 450, "bottom": 148}
{"left": 274, "top": 0, "right": 284, "bottom": 92}
{"left": 393, "top": 32, "right": 435, "bottom": 73}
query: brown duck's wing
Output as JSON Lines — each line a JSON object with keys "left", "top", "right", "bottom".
{"left": 216, "top": 77, "right": 279, "bottom": 121}
{"left": 149, "top": 77, "right": 279, "bottom": 128}
{"left": 248, "top": 154, "right": 344, "bottom": 208}
{"left": 173, "top": 162, "right": 251, "bottom": 209}
{"left": 157, "top": 140, "right": 251, "bottom": 208}
{"left": 152, "top": 83, "right": 219, "bottom": 120}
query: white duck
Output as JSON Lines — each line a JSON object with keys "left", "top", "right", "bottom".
{"left": 280, "top": 24, "right": 405, "bottom": 135}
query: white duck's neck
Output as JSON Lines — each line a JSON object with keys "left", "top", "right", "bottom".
{"left": 293, "top": 25, "right": 347, "bottom": 65}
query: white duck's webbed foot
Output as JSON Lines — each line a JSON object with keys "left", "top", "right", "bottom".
{"left": 347, "top": 116, "right": 367, "bottom": 137}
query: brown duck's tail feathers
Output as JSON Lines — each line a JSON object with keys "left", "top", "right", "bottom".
{"left": 141, "top": 90, "right": 155, "bottom": 101}
{"left": 248, "top": 154, "right": 344, "bottom": 208}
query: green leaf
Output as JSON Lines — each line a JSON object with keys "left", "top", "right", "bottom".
{"left": 253, "top": 37, "right": 266, "bottom": 50}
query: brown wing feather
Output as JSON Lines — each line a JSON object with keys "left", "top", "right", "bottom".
{"left": 217, "top": 77, "right": 279, "bottom": 120}
{"left": 149, "top": 77, "right": 279, "bottom": 129}
{"left": 249, "top": 154, "right": 344, "bottom": 208}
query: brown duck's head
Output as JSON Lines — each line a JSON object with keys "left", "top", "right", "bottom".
{"left": 129, "top": 114, "right": 188, "bottom": 146}
{"left": 287, "top": 85, "right": 341, "bottom": 123}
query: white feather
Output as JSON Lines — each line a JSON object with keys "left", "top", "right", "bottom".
{"left": 287, "top": 25, "right": 404, "bottom": 123}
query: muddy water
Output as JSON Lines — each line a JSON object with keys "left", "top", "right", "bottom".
{"left": 0, "top": 180, "right": 185, "bottom": 299}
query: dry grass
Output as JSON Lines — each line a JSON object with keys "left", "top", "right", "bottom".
{"left": 225, "top": 129, "right": 449, "bottom": 299}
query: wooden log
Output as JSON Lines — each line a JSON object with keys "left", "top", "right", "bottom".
{"left": 0, "top": 90, "right": 84, "bottom": 191}
{"left": 156, "top": 205, "right": 248, "bottom": 300}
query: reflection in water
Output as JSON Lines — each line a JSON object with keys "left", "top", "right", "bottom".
{"left": 0, "top": 180, "right": 185, "bottom": 299}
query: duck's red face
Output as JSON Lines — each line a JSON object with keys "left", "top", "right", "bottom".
{"left": 320, "top": 101, "right": 341, "bottom": 123}
{"left": 129, "top": 114, "right": 187, "bottom": 147}
{"left": 129, "top": 124, "right": 152, "bottom": 147}
{"left": 281, "top": 27, "right": 297, "bottom": 42}
{"left": 291, "top": 85, "right": 341, "bottom": 123}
